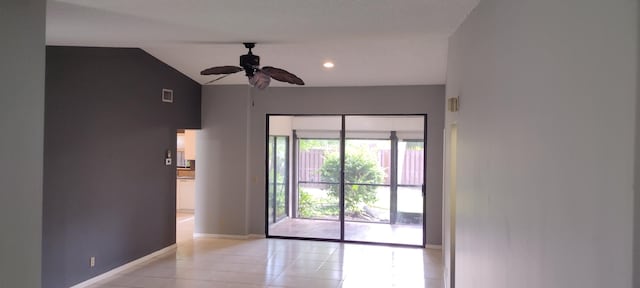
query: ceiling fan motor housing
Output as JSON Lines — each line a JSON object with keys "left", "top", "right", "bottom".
{"left": 240, "top": 53, "right": 260, "bottom": 77}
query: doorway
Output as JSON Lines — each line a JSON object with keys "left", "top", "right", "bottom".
{"left": 176, "top": 129, "right": 197, "bottom": 242}
{"left": 446, "top": 124, "right": 458, "bottom": 287}
{"left": 266, "top": 115, "right": 427, "bottom": 246}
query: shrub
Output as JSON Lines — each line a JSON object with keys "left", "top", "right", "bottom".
{"left": 298, "top": 189, "right": 315, "bottom": 218}
{"left": 320, "top": 148, "right": 384, "bottom": 216}
{"left": 298, "top": 188, "right": 339, "bottom": 218}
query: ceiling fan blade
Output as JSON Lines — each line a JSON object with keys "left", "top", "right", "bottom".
{"left": 200, "top": 66, "right": 243, "bottom": 75}
{"left": 261, "top": 66, "right": 305, "bottom": 85}
{"left": 203, "top": 74, "right": 233, "bottom": 85}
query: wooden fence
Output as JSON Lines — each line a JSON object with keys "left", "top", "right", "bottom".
{"left": 298, "top": 149, "right": 423, "bottom": 185}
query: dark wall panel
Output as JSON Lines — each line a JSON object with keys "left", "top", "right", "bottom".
{"left": 43, "top": 46, "right": 200, "bottom": 288}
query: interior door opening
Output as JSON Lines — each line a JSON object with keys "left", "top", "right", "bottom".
{"left": 176, "top": 129, "right": 197, "bottom": 243}
{"left": 447, "top": 124, "right": 458, "bottom": 288}
{"left": 266, "top": 115, "right": 426, "bottom": 246}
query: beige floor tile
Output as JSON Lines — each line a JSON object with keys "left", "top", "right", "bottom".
{"left": 82, "top": 215, "right": 443, "bottom": 288}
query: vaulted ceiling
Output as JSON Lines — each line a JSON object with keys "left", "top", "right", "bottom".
{"left": 47, "top": 0, "right": 479, "bottom": 87}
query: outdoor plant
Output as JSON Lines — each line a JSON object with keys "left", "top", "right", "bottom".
{"left": 320, "top": 147, "right": 384, "bottom": 216}
{"left": 298, "top": 189, "right": 315, "bottom": 218}
{"left": 298, "top": 188, "right": 339, "bottom": 218}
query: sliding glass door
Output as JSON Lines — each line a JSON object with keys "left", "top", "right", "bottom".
{"left": 268, "top": 135, "right": 289, "bottom": 224}
{"left": 266, "top": 115, "right": 425, "bottom": 246}
{"left": 267, "top": 116, "right": 341, "bottom": 240}
{"left": 343, "top": 116, "right": 424, "bottom": 245}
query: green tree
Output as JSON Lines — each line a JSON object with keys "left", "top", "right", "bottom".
{"left": 320, "top": 148, "right": 384, "bottom": 216}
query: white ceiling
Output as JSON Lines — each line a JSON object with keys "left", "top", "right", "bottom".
{"left": 46, "top": 0, "right": 479, "bottom": 87}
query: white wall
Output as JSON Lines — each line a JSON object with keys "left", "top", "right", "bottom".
{"left": 445, "top": 1, "right": 638, "bottom": 287}
{"left": 199, "top": 85, "right": 445, "bottom": 245}
{"left": 269, "top": 116, "right": 293, "bottom": 135}
{"left": 0, "top": 1, "right": 46, "bottom": 287}
{"left": 443, "top": 124, "right": 457, "bottom": 287}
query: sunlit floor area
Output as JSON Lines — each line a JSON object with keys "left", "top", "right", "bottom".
{"left": 82, "top": 212, "right": 439, "bottom": 287}
{"left": 87, "top": 236, "right": 443, "bottom": 288}
{"left": 269, "top": 218, "right": 424, "bottom": 246}
{"left": 177, "top": 212, "right": 194, "bottom": 243}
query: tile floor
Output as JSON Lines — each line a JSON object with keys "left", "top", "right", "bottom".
{"left": 176, "top": 212, "right": 195, "bottom": 243}
{"left": 86, "top": 214, "right": 443, "bottom": 288}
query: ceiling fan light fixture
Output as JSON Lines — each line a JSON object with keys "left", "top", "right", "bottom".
{"left": 249, "top": 70, "right": 271, "bottom": 90}
{"left": 200, "top": 43, "right": 304, "bottom": 87}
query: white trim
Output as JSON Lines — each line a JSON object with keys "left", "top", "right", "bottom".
{"left": 443, "top": 269, "right": 450, "bottom": 288}
{"left": 194, "top": 233, "right": 250, "bottom": 240}
{"left": 425, "top": 244, "right": 443, "bottom": 250}
{"left": 70, "top": 244, "right": 177, "bottom": 288}
{"left": 193, "top": 233, "right": 266, "bottom": 240}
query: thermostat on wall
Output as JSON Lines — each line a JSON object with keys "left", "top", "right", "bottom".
{"left": 162, "top": 89, "right": 173, "bottom": 103}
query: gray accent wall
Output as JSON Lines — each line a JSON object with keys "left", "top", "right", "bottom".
{"left": 198, "top": 85, "right": 444, "bottom": 245}
{"left": 635, "top": 3, "right": 640, "bottom": 285}
{"left": 446, "top": 0, "right": 637, "bottom": 287}
{"left": 43, "top": 46, "right": 201, "bottom": 288}
{"left": 0, "top": 1, "right": 46, "bottom": 287}
{"left": 196, "top": 86, "right": 251, "bottom": 235}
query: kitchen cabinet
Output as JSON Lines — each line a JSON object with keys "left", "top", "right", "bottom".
{"left": 176, "top": 178, "right": 195, "bottom": 212}
{"left": 184, "top": 130, "right": 196, "bottom": 160}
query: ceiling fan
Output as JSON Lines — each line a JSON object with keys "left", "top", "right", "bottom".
{"left": 200, "top": 43, "right": 305, "bottom": 89}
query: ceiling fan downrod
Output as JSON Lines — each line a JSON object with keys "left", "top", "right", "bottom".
{"left": 240, "top": 43, "right": 259, "bottom": 77}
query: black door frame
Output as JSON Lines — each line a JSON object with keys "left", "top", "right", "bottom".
{"left": 265, "top": 114, "right": 428, "bottom": 248}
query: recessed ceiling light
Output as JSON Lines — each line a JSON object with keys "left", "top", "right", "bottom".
{"left": 323, "top": 61, "right": 335, "bottom": 69}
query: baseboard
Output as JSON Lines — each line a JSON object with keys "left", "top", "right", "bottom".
{"left": 193, "top": 233, "right": 266, "bottom": 240}
{"left": 425, "top": 244, "right": 443, "bottom": 250}
{"left": 194, "top": 233, "right": 251, "bottom": 240}
{"left": 70, "top": 244, "right": 177, "bottom": 288}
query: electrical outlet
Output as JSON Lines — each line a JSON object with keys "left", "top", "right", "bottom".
{"left": 90, "top": 256, "right": 95, "bottom": 267}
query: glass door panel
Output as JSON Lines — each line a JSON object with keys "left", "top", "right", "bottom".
{"left": 267, "top": 114, "right": 425, "bottom": 246}
{"left": 268, "top": 137, "right": 275, "bottom": 224}
{"left": 396, "top": 139, "right": 425, "bottom": 245}
{"left": 268, "top": 115, "right": 342, "bottom": 240}
{"left": 343, "top": 139, "right": 390, "bottom": 223}
{"left": 275, "top": 137, "right": 288, "bottom": 220}
{"left": 344, "top": 116, "right": 424, "bottom": 245}
{"left": 268, "top": 135, "right": 289, "bottom": 224}
{"left": 298, "top": 138, "right": 341, "bottom": 221}
{"left": 398, "top": 140, "right": 424, "bottom": 222}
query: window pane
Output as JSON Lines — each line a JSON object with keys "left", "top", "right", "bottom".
{"left": 397, "top": 186, "right": 423, "bottom": 225}
{"left": 398, "top": 141, "right": 424, "bottom": 185}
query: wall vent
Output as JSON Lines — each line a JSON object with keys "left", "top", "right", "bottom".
{"left": 162, "top": 89, "right": 174, "bottom": 103}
